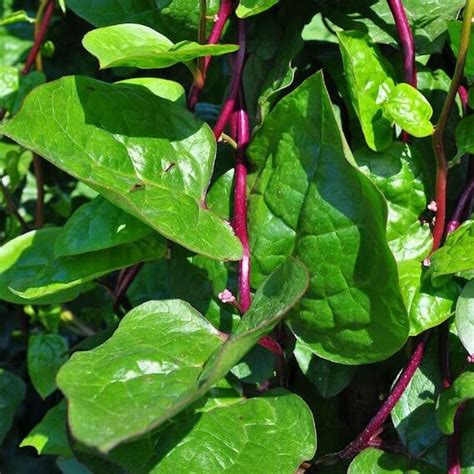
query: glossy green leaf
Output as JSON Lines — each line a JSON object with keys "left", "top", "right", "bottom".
{"left": 454, "top": 115, "right": 474, "bottom": 163}
{"left": 0, "top": 66, "right": 18, "bottom": 111}
{"left": 66, "top": 0, "right": 219, "bottom": 43}
{"left": 354, "top": 143, "right": 432, "bottom": 262}
{"left": 57, "top": 300, "right": 224, "bottom": 452}
{"left": 448, "top": 20, "right": 474, "bottom": 82}
{"left": 337, "top": 30, "right": 395, "bottom": 151}
{"left": 10, "top": 229, "right": 166, "bottom": 300}
{"left": 28, "top": 334, "right": 68, "bottom": 399}
{"left": 321, "top": 0, "right": 465, "bottom": 55}
{"left": 294, "top": 340, "right": 354, "bottom": 398}
{"left": 348, "top": 447, "right": 443, "bottom": 474}
{"left": 430, "top": 221, "right": 474, "bottom": 286}
{"left": 0, "top": 369, "right": 25, "bottom": 444}
{"left": 398, "top": 260, "right": 457, "bottom": 336}
{"left": 83, "top": 24, "right": 238, "bottom": 70}
{"left": 116, "top": 77, "right": 186, "bottom": 106}
{"left": 384, "top": 83, "right": 434, "bottom": 138}
{"left": 248, "top": 71, "right": 409, "bottom": 364}
{"left": 437, "top": 372, "right": 474, "bottom": 434}
{"left": 0, "top": 228, "right": 86, "bottom": 305}
{"left": 236, "top": 0, "right": 279, "bottom": 18}
{"left": 54, "top": 196, "right": 152, "bottom": 258}
{"left": 456, "top": 280, "right": 474, "bottom": 356}
{"left": 20, "top": 400, "right": 72, "bottom": 457}
{"left": 0, "top": 76, "right": 242, "bottom": 261}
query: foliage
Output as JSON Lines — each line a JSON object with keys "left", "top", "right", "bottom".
{"left": 0, "top": 0, "right": 473, "bottom": 472}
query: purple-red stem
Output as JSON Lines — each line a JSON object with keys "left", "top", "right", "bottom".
{"left": 21, "top": 0, "right": 55, "bottom": 76}
{"left": 387, "top": 0, "right": 416, "bottom": 143}
{"left": 113, "top": 263, "right": 143, "bottom": 312}
{"left": 448, "top": 405, "right": 465, "bottom": 474}
{"left": 213, "top": 20, "right": 246, "bottom": 140}
{"left": 334, "top": 332, "right": 430, "bottom": 460}
{"left": 458, "top": 85, "right": 469, "bottom": 114}
{"left": 446, "top": 177, "right": 474, "bottom": 233}
{"left": 188, "top": 0, "right": 235, "bottom": 109}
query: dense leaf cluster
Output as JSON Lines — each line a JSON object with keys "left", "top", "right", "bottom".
{"left": 0, "top": 0, "right": 473, "bottom": 472}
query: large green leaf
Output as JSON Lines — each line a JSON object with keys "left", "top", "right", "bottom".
{"left": 383, "top": 83, "right": 434, "bottom": 138}
{"left": 437, "top": 372, "right": 474, "bottom": 434}
{"left": 321, "top": 0, "right": 465, "bottom": 55}
{"left": 20, "top": 400, "right": 72, "bottom": 457}
{"left": 456, "top": 280, "right": 474, "bottom": 356}
{"left": 354, "top": 143, "right": 432, "bottom": 262}
{"left": 248, "top": 71, "right": 409, "bottom": 364}
{"left": 430, "top": 221, "right": 474, "bottom": 286}
{"left": 28, "top": 334, "right": 68, "bottom": 399}
{"left": 9, "top": 229, "right": 167, "bottom": 301}
{"left": 83, "top": 24, "right": 238, "bottom": 70}
{"left": 0, "top": 228, "right": 86, "bottom": 305}
{"left": 0, "top": 369, "right": 25, "bottom": 444}
{"left": 54, "top": 196, "right": 152, "bottom": 258}
{"left": 0, "top": 76, "right": 242, "bottom": 261}
{"left": 116, "top": 78, "right": 186, "bottom": 106}
{"left": 236, "top": 0, "right": 279, "bottom": 18}
{"left": 65, "top": 0, "right": 219, "bottom": 43}
{"left": 337, "top": 30, "right": 395, "bottom": 151}
{"left": 57, "top": 258, "right": 307, "bottom": 452}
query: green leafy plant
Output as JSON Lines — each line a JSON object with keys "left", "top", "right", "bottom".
{"left": 1, "top": 0, "right": 474, "bottom": 472}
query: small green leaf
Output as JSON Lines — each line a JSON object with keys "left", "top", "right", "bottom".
{"left": 0, "top": 76, "right": 242, "bottom": 261}
{"left": 83, "top": 23, "right": 238, "bottom": 70}
{"left": 20, "top": 400, "right": 72, "bottom": 457}
{"left": 430, "top": 221, "right": 474, "bottom": 286}
{"left": 294, "top": 340, "right": 354, "bottom": 398}
{"left": 54, "top": 196, "right": 152, "bottom": 258}
{"left": 0, "top": 369, "right": 25, "bottom": 444}
{"left": 58, "top": 0, "right": 66, "bottom": 13}
{"left": 236, "top": 0, "right": 279, "bottom": 18}
{"left": 384, "top": 83, "right": 434, "bottom": 138}
{"left": 337, "top": 30, "right": 395, "bottom": 151}
{"left": 456, "top": 280, "right": 474, "bottom": 356}
{"left": 437, "top": 372, "right": 474, "bottom": 434}
{"left": 28, "top": 334, "right": 68, "bottom": 399}
{"left": 116, "top": 77, "right": 186, "bottom": 106}
{"left": 0, "top": 10, "right": 35, "bottom": 26}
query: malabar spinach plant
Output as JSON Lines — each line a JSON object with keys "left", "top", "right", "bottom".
{"left": 1, "top": 0, "right": 474, "bottom": 472}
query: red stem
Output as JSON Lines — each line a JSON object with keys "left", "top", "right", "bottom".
{"left": 188, "top": 0, "right": 235, "bottom": 110}
{"left": 113, "top": 263, "right": 143, "bottom": 313}
{"left": 448, "top": 405, "right": 466, "bottom": 474}
{"left": 387, "top": 0, "right": 416, "bottom": 143}
{"left": 334, "top": 332, "right": 430, "bottom": 460}
{"left": 446, "top": 177, "right": 474, "bottom": 234}
{"left": 458, "top": 85, "right": 469, "bottom": 114}
{"left": 213, "top": 20, "right": 246, "bottom": 140}
{"left": 439, "top": 320, "right": 452, "bottom": 389}
{"left": 21, "top": 0, "right": 55, "bottom": 76}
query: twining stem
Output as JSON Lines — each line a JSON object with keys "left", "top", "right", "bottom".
{"left": 387, "top": 0, "right": 416, "bottom": 142}
{"left": 431, "top": 0, "right": 474, "bottom": 253}
{"left": 188, "top": 0, "right": 235, "bottom": 109}
{"left": 213, "top": 20, "right": 247, "bottom": 140}
{"left": 448, "top": 405, "right": 465, "bottom": 474}
{"left": 113, "top": 263, "right": 143, "bottom": 313}
{"left": 323, "top": 332, "right": 430, "bottom": 462}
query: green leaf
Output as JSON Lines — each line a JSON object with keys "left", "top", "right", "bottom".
{"left": 384, "top": 83, "right": 434, "bottom": 138}
{"left": 116, "top": 78, "right": 186, "bottom": 106}
{"left": 448, "top": 20, "right": 474, "bottom": 82}
{"left": 0, "top": 76, "right": 242, "bottom": 261}
{"left": 248, "top": 71, "right": 409, "bottom": 364}
{"left": 456, "top": 280, "right": 474, "bottom": 356}
{"left": 348, "top": 447, "right": 443, "bottom": 474}
{"left": 0, "top": 10, "right": 35, "bottom": 26}
{"left": 354, "top": 143, "right": 432, "bottom": 262}
{"left": 321, "top": 0, "right": 465, "bottom": 55}
{"left": 144, "top": 391, "right": 316, "bottom": 473}
{"left": 0, "top": 66, "right": 18, "bottom": 111}
{"left": 337, "top": 30, "right": 395, "bottom": 151}
{"left": 437, "top": 372, "right": 474, "bottom": 434}
{"left": 20, "top": 400, "right": 72, "bottom": 457}
{"left": 0, "top": 30, "right": 32, "bottom": 67}
{"left": 57, "top": 299, "right": 224, "bottom": 452}
{"left": 65, "top": 0, "right": 220, "bottom": 43}
{"left": 28, "top": 334, "right": 68, "bottom": 399}
{"left": 454, "top": 115, "right": 474, "bottom": 163}
{"left": 294, "top": 340, "right": 354, "bottom": 398}
{"left": 430, "top": 221, "right": 474, "bottom": 286}
{"left": 0, "top": 369, "right": 25, "bottom": 444}
{"left": 54, "top": 196, "right": 152, "bottom": 258}
{"left": 236, "top": 0, "right": 279, "bottom": 18}
{"left": 9, "top": 229, "right": 166, "bottom": 301}
{"left": 0, "top": 228, "right": 86, "bottom": 305}
{"left": 398, "top": 260, "right": 457, "bottom": 336}
{"left": 83, "top": 24, "right": 238, "bottom": 70}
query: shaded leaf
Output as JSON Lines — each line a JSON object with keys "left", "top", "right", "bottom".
{"left": 0, "top": 369, "right": 25, "bottom": 444}
{"left": 236, "top": 0, "right": 279, "bottom": 18}
{"left": 448, "top": 20, "right": 474, "bottom": 83}
{"left": 454, "top": 115, "right": 474, "bottom": 163}
{"left": 456, "top": 280, "right": 474, "bottom": 356}
{"left": 116, "top": 78, "right": 186, "bottom": 106}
